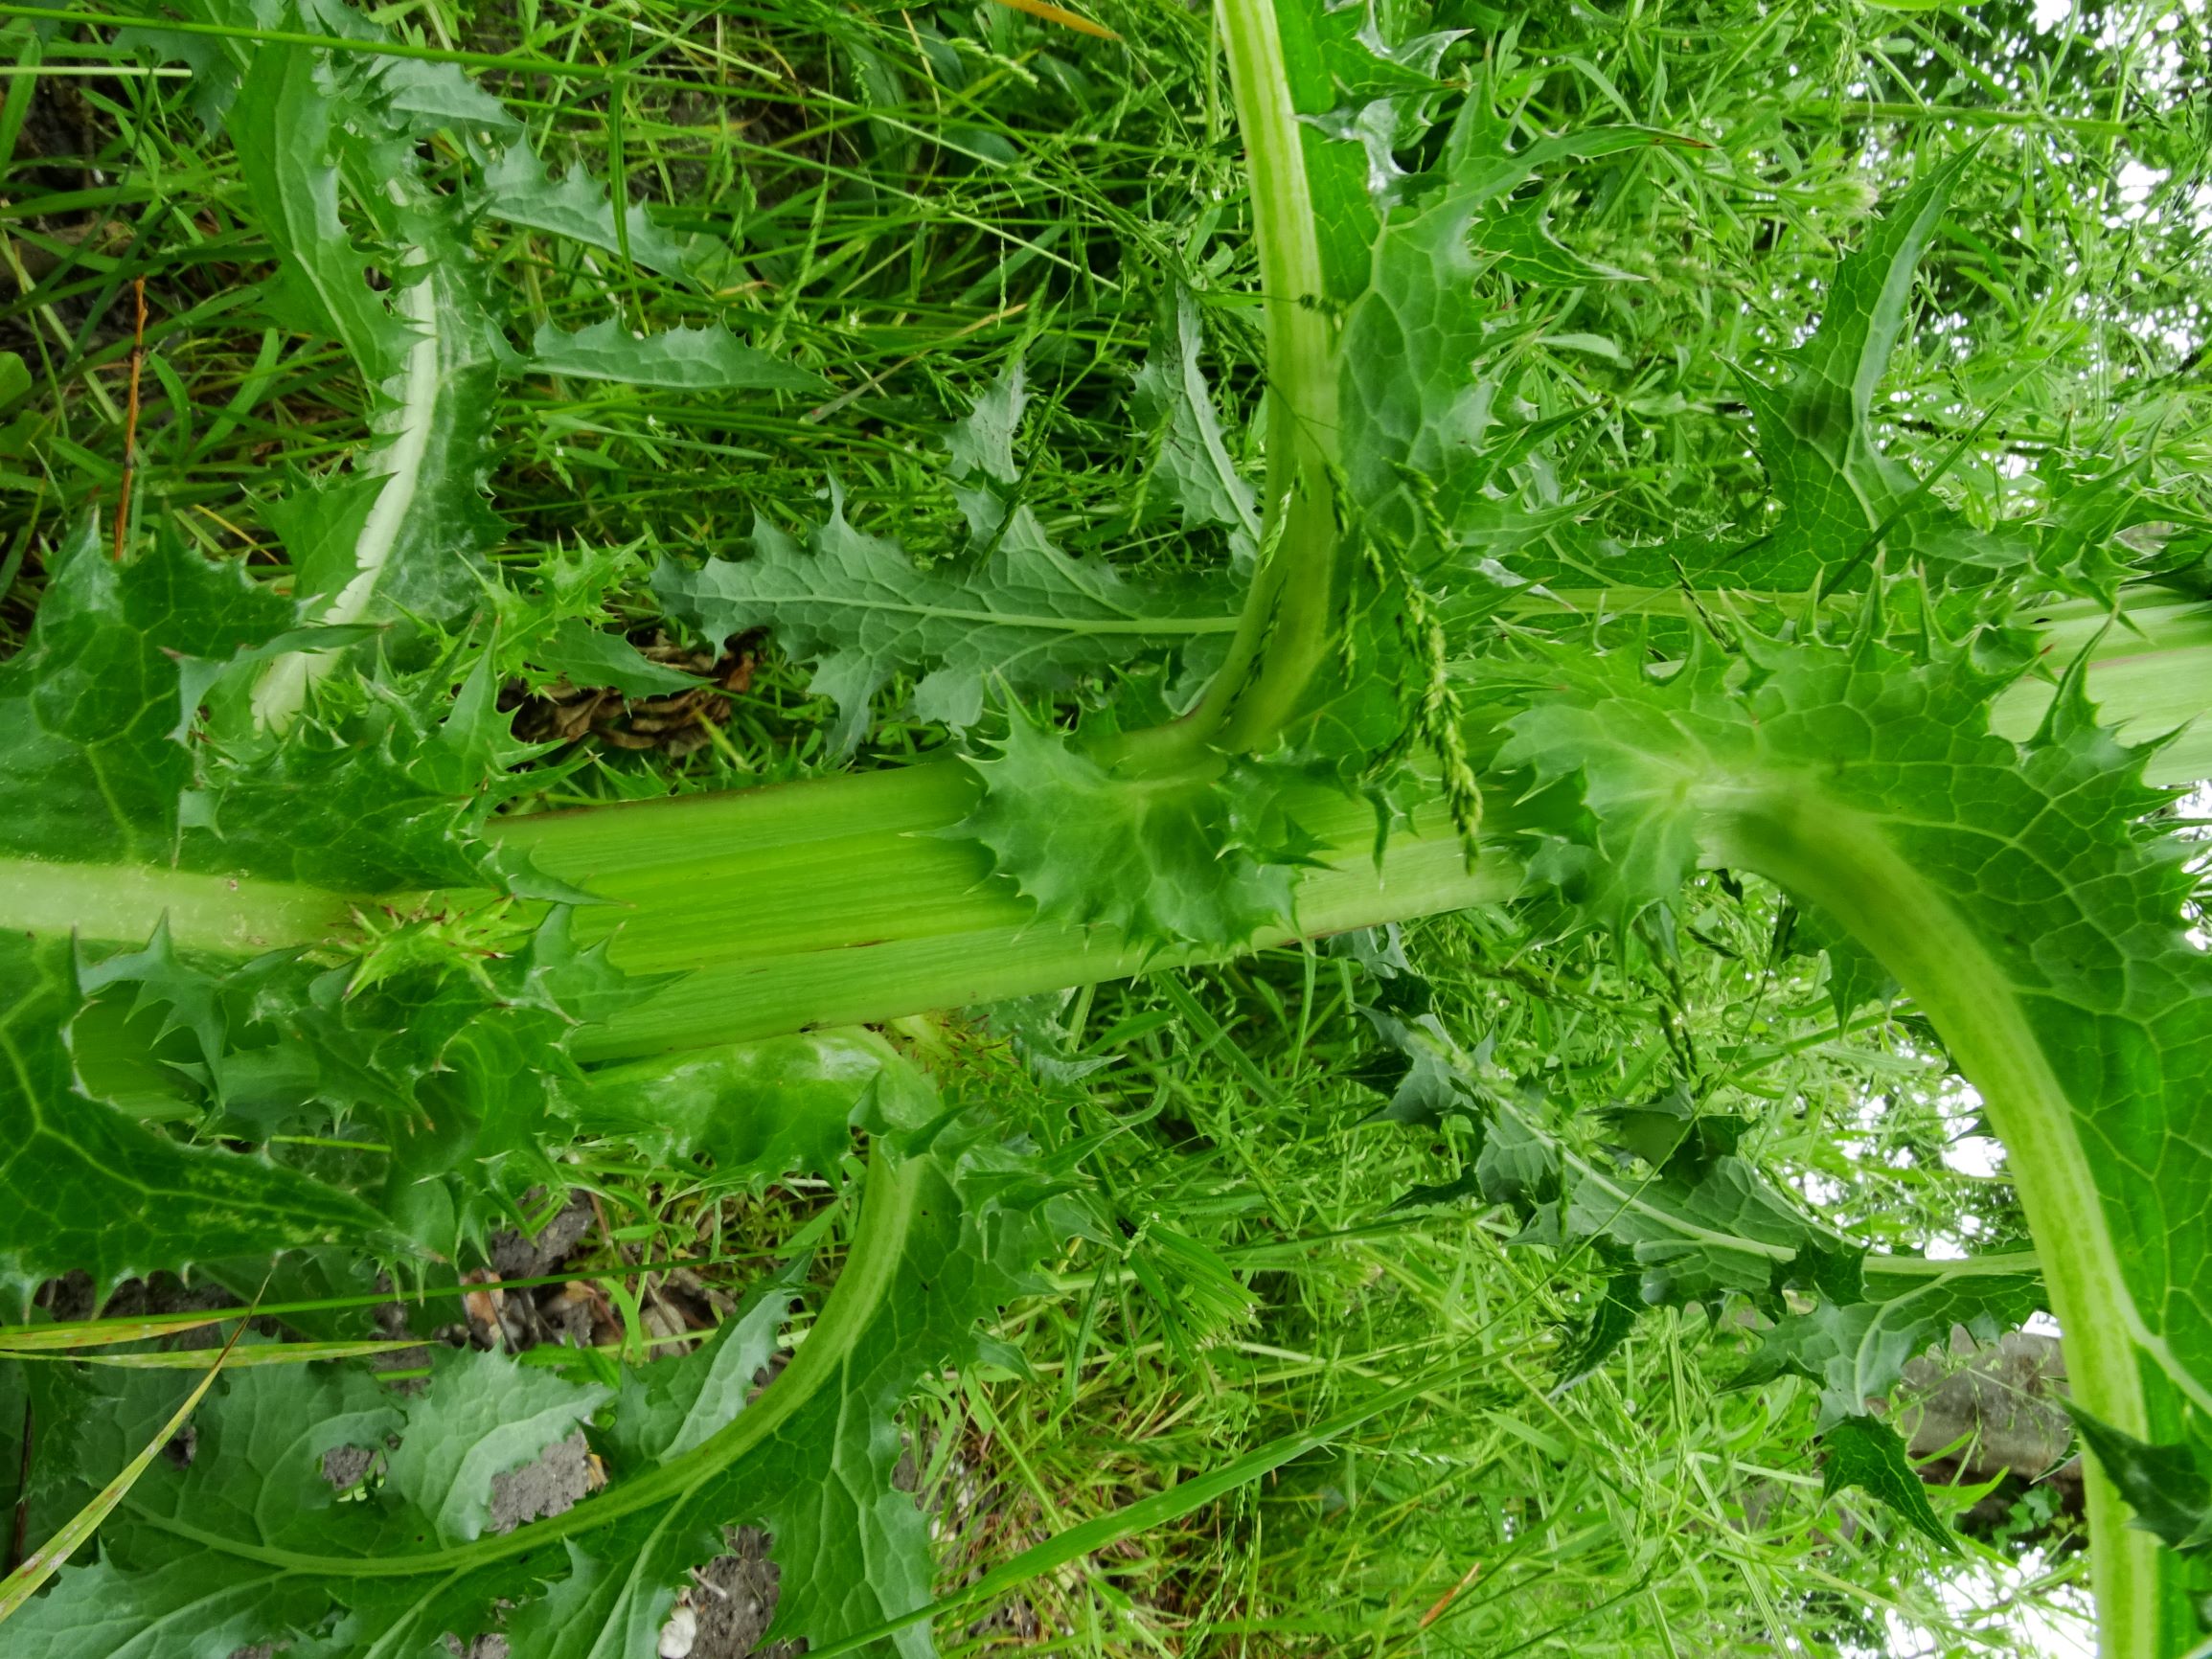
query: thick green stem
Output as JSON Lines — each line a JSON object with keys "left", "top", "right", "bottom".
{"left": 8, "top": 600, "right": 2205, "bottom": 1060}
{"left": 0, "top": 764, "right": 1514, "bottom": 1057}
{"left": 501, "top": 764, "right": 1516, "bottom": 1061}
{"left": 0, "top": 859, "right": 353, "bottom": 957}
{"left": 1698, "top": 785, "right": 2165, "bottom": 1659}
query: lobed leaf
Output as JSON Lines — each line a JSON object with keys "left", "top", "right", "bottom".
{"left": 1822, "top": 1414, "right": 1957, "bottom": 1553}
{"left": 2066, "top": 1410, "right": 2212, "bottom": 1556}
{"left": 956, "top": 712, "right": 1309, "bottom": 944}
{"left": 530, "top": 319, "right": 818, "bottom": 393}
{"left": 6, "top": 1089, "right": 1060, "bottom": 1659}
{"left": 1129, "top": 289, "right": 1261, "bottom": 567}
{"left": 655, "top": 477, "right": 1234, "bottom": 755}
{"left": 0, "top": 527, "right": 656, "bottom": 1287}
{"left": 529, "top": 620, "right": 703, "bottom": 697}
{"left": 1335, "top": 84, "right": 1653, "bottom": 565}
{"left": 481, "top": 143, "right": 692, "bottom": 272}
{"left": 1351, "top": 957, "right": 2039, "bottom": 1541}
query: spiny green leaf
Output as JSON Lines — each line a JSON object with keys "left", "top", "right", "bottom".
{"left": 0, "top": 520, "right": 291, "bottom": 867}
{"left": 2067, "top": 1408, "right": 2212, "bottom": 1555}
{"left": 530, "top": 621, "right": 702, "bottom": 697}
{"left": 481, "top": 143, "right": 691, "bottom": 272}
{"left": 1735, "top": 1265, "right": 2041, "bottom": 1428}
{"left": 1354, "top": 986, "right": 2037, "bottom": 1375}
{"left": 1130, "top": 288, "right": 1261, "bottom": 567}
{"left": 1718, "top": 151, "right": 2002, "bottom": 589}
{"left": 0, "top": 523, "right": 660, "bottom": 1282}
{"left": 654, "top": 482, "right": 1233, "bottom": 754}
{"left": 171, "top": 16, "right": 775, "bottom": 706}
{"left": 1553, "top": 1263, "right": 1644, "bottom": 1384}
{"left": 1469, "top": 193, "right": 1637, "bottom": 285}
{"left": 1821, "top": 1414, "right": 1958, "bottom": 1553}
{"left": 0, "top": 527, "right": 549, "bottom": 1290}
{"left": 604, "top": 1279, "right": 796, "bottom": 1471}
{"left": 1789, "top": 901, "right": 1899, "bottom": 1025}
{"left": 228, "top": 42, "right": 408, "bottom": 375}
{"left": 1365, "top": 1017, "right": 1836, "bottom": 1304}
{"left": 1490, "top": 597, "right": 2212, "bottom": 1397}
{"left": 209, "top": 29, "right": 512, "bottom": 712}
{"left": 261, "top": 472, "right": 386, "bottom": 615}
{"left": 530, "top": 319, "right": 817, "bottom": 392}
{"left": 944, "top": 355, "right": 1026, "bottom": 486}
{"left": 1336, "top": 84, "right": 1653, "bottom": 564}
{"left": 0, "top": 1360, "right": 399, "bottom": 1653}
{"left": 1267, "top": 0, "right": 1460, "bottom": 302}
{"left": 958, "top": 712, "right": 1305, "bottom": 945}
{"left": 0, "top": 929, "right": 379, "bottom": 1304}
{"left": 143, "top": 0, "right": 524, "bottom": 139}
{"left": 568, "top": 1028, "right": 935, "bottom": 1183}
{"left": 1529, "top": 155, "right": 2027, "bottom": 594}
{"left": 66, "top": 906, "right": 655, "bottom": 1261}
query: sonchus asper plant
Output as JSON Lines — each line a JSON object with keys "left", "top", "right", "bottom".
{"left": 1, "top": 0, "right": 2209, "bottom": 1654}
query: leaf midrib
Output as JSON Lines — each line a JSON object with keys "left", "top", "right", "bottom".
{"left": 708, "top": 587, "right": 1240, "bottom": 635}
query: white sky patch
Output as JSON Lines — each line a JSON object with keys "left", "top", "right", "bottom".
{"left": 2186, "top": 780, "right": 2210, "bottom": 951}
{"left": 2116, "top": 161, "right": 2165, "bottom": 208}
{"left": 1927, "top": 1560, "right": 2095, "bottom": 1659}
{"left": 1847, "top": 1552, "right": 2095, "bottom": 1658}
{"left": 1944, "top": 1125, "right": 2007, "bottom": 1180}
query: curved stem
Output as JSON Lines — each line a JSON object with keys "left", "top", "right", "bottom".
{"left": 125, "top": 1140, "right": 924, "bottom": 1577}
{"left": 1698, "top": 784, "right": 2163, "bottom": 1659}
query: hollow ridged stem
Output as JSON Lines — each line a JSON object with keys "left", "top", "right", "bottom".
{"left": 498, "top": 767, "right": 1517, "bottom": 1061}
{"left": 9, "top": 597, "right": 2206, "bottom": 1058}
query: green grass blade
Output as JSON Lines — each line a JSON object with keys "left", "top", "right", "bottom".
{"left": 804, "top": 1351, "right": 1489, "bottom": 1658}
{"left": 0, "top": 1312, "right": 248, "bottom": 1623}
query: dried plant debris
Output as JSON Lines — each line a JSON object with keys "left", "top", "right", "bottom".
{"left": 507, "top": 635, "right": 758, "bottom": 755}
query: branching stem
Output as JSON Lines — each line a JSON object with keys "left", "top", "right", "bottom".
{"left": 11, "top": 604, "right": 2205, "bottom": 1062}
{"left": 1113, "top": 0, "right": 1341, "bottom": 770}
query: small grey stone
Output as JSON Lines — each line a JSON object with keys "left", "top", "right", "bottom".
{"left": 686, "top": 1528, "right": 802, "bottom": 1659}
{"left": 490, "top": 1431, "right": 593, "bottom": 1534}
{"left": 1900, "top": 1329, "right": 2070, "bottom": 1478}
{"left": 487, "top": 1193, "right": 596, "bottom": 1281}
{"left": 322, "top": 1444, "right": 377, "bottom": 1491}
